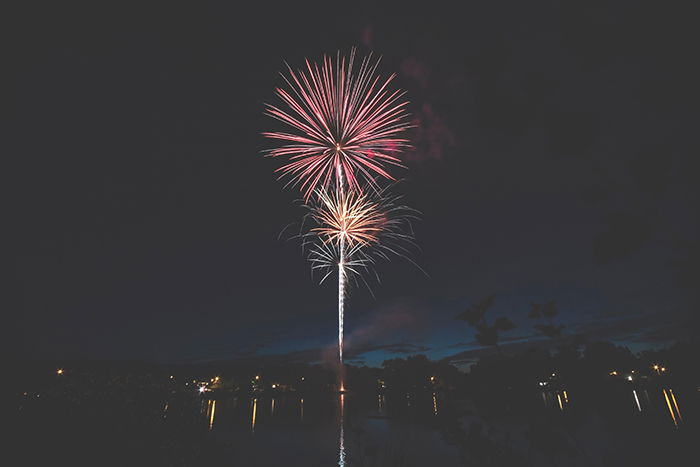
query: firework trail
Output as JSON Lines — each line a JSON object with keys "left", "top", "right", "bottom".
{"left": 265, "top": 49, "right": 415, "bottom": 389}
{"left": 300, "top": 186, "right": 421, "bottom": 375}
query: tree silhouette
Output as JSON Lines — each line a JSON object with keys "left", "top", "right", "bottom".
{"left": 528, "top": 300, "right": 565, "bottom": 338}
{"left": 456, "top": 294, "right": 516, "bottom": 353}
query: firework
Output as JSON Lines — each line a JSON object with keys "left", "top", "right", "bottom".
{"left": 300, "top": 186, "right": 420, "bottom": 368}
{"left": 263, "top": 49, "right": 412, "bottom": 200}
{"left": 303, "top": 186, "right": 419, "bottom": 285}
{"left": 264, "top": 50, "right": 418, "bottom": 392}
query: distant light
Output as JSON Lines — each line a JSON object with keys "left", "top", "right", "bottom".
{"left": 56, "top": 369, "right": 64, "bottom": 375}
{"left": 169, "top": 375, "right": 174, "bottom": 379}
{"left": 301, "top": 377, "right": 305, "bottom": 381}
{"left": 609, "top": 371, "right": 618, "bottom": 376}
{"left": 272, "top": 384, "right": 277, "bottom": 389}
{"left": 551, "top": 373, "right": 556, "bottom": 377}
{"left": 430, "top": 376, "right": 435, "bottom": 382}
{"left": 661, "top": 367, "right": 666, "bottom": 372}
{"left": 215, "top": 376, "right": 220, "bottom": 382}
{"left": 199, "top": 386, "right": 206, "bottom": 393}
{"left": 626, "top": 375, "right": 633, "bottom": 382}
{"left": 255, "top": 375, "right": 260, "bottom": 381}
{"left": 653, "top": 365, "right": 659, "bottom": 370}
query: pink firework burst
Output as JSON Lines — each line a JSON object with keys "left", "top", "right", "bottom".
{"left": 263, "top": 49, "right": 412, "bottom": 199}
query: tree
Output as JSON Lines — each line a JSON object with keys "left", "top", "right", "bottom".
{"left": 528, "top": 300, "right": 565, "bottom": 338}
{"left": 455, "top": 294, "right": 516, "bottom": 353}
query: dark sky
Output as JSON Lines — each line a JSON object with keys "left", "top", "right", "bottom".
{"left": 10, "top": 3, "right": 698, "bottom": 366}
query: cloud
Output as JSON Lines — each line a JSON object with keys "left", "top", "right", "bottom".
{"left": 346, "top": 342, "right": 431, "bottom": 358}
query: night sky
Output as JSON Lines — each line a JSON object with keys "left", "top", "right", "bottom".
{"left": 11, "top": 3, "right": 698, "bottom": 367}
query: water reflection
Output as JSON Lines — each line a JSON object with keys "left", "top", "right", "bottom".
{"left": 300, "top": 397, "right": 304, "bottom": 421}
{"left": 541, "top": 390, "right": 570, "bottom": 410}
{"left": 632, "top": 389, "right": 642, "bottom": 412}
{"left": 662, "top": 388, "right": 683, "bottom": 427}
{"left": 271, "top": 397, "right": 276, "bottom": 417}
{"left": 338, "top": 394, "right": 345, "bottom": 467}
{"left": 669, "top": 389, "right": 682, "bottom": 422}
{"left": 432, "top": 393, "right": 438, "bottom": 416}
{"left": 378, "top": 394, "right": 385, "bottom": 413}
{"left": 208, "top": 400, "right": 216, "bottom": 430}
{"left": 251, "top": 398, "right": 258, "bottom": 434}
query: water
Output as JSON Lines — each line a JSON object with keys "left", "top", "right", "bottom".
{"left": 538, "top": 385, "right": 687, "bottom": 428}
{"left": 197, "top": 392, "right": 459, "bottom": 466}
{"left": 186, "top": 385, "right": 695, "bottom": 466}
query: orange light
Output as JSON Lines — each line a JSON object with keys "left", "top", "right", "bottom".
{"left": 251, "top": 398, "right": 258, "bottom": 433}
{"left": 663, "top": 389, "right": 678, "bottom": 427}
{"left": 208, "top": 400, "right": 216, "bottom": 430}
{"left": 669, "top": 389, "right": 683, "bottom": 422}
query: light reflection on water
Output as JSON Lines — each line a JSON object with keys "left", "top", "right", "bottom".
{"left": 662, "top": 388, "right": 684, "bottom": 427}
{"left": 338, "top": 393, "right": 345, "bottom": 467}
{"left": 537, "top": 386, "right": 684, "bottom": 427}
{"left": 251, "top": 398, "right": 257, "bottom": 434}
{"left": 208, "top": 399, "right": 216, "bottom": 430}
{"left": 669, "top": 389, "right": 682, "bottom": 422}
{"left": 632, "top": 390, "right": 642, "bottom": 412}
{"left": 190, "top": 386, "right": 688, "bottom": 464}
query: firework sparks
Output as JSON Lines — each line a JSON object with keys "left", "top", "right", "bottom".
{"left": 302, "top": 186, "right": 420, "bottom": 289}
{"left": 298, "top": 186, "right": 421, "bottom": 369}
{"left": 264, "top": 49, "right": 419, "bottom": 394}
{"left": 263, "top": 49, "right": 412, "bottom": 200}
